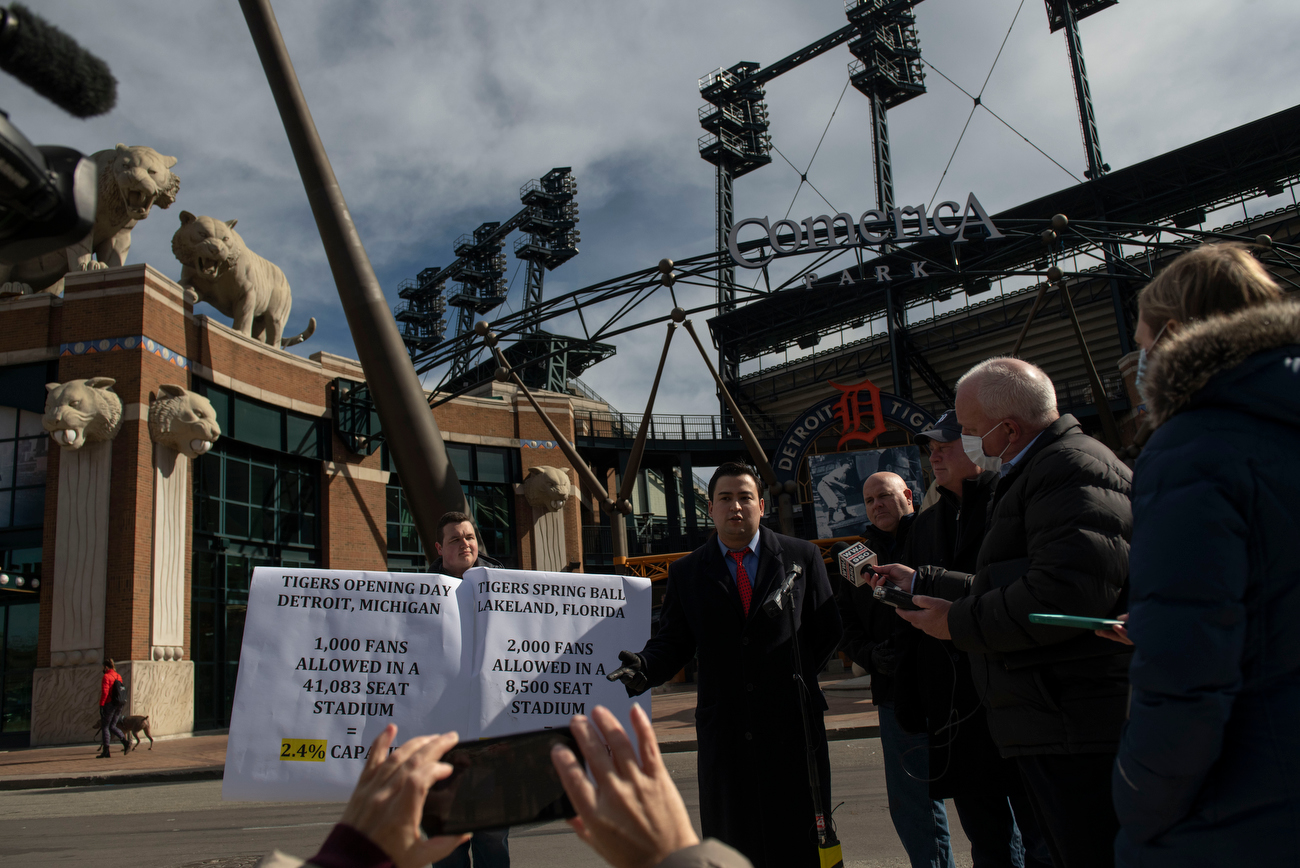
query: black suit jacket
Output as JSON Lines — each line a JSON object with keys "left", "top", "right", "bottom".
{"left": 636, "top": 525, "right": 841, "bottom": 868}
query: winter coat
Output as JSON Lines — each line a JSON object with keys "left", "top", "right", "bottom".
{"left": 835, "top": 513, "right": 916, "bottom": 705}
{"left": 913, "top": 414, "right": 1134, "bottom": 756}
{"left": 100, "top": 669, "right": 122, "bottom": 707}
{"left": 895, "top": 471, "right": 1018, "bottom": 801}
{"left": 636, "top": 526, "right": 842, "bottom": 868}
{"left": 1113, "top": 300, "right": 1300, "bottom": 866}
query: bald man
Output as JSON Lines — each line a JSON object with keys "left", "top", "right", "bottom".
{"left": 872, "top": 358, "right": 1133, "bottom": 868}
{"left": 838, "top": 472, "right": 949, "bottom": 867}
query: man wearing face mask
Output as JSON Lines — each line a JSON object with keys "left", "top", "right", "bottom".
{"left": 869, "top": 358, "right": 1133, "bottom": 868}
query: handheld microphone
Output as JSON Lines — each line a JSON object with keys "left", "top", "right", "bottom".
{"left": 836, "top": 542, "right": 878, "bottom": 587}
{"left": 762, "top": 562, "right": 802, "bottom": 619}
{"left": 0, "top": 4, "right": 117, "bottom": 117}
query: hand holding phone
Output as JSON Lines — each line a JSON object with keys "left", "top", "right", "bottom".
{"left": 551, "top": 704, "right": 701, "bottom": 868}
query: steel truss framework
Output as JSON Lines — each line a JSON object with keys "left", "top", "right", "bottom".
{"left": 412, "top": 208, "right": 1300, "bottom": 418}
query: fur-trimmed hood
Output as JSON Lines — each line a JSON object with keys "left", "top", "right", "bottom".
{"left": 1143, "top": 299, "right": 1300, "bottom": 428}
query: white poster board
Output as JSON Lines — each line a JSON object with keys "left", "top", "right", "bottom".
{"left": 470, "top": 567, "right": 651, "bottom": 739}
{"left": 223, "top": 566, "right": 650, "bottom": 802}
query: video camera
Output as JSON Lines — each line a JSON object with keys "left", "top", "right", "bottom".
{"left": 0, "top": 3, "right": 116, "bottom": 264}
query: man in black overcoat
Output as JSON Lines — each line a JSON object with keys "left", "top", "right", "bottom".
{"left": 611, "top": 462, "right": 842, "bottom": 868}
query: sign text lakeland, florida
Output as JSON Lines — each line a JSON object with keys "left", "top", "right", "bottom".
{"left": 727, "top": 192, "right": 1004, "bottom": 270}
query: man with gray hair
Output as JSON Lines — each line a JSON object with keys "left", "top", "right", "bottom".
{"left": 870, "top": 357, "right": 1133, "bottom": 868}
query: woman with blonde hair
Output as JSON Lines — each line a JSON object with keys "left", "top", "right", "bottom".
{"left": 1108, "top": 242, "right": 1300, "bottom": 866}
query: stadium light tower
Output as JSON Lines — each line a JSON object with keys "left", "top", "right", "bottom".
{"left": 1045, "top": 0, "right": 1117, "bottom": 181}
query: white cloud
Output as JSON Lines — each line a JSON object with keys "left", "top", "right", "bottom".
{"left": 7, "top": 0, "right": 1297, "bottom": 417}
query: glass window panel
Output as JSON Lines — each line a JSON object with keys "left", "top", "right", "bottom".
{"left": 12, "top": 487, "right": 42, "bottom": 527}
{"left": 286, "top": 415, "right": 317, "bottom": 457}
{"left": 193, "top": 601, "right": 217, "bottom": 660}
{"left": 199, "top": 454, "right": 221, "bottom": 496}
{"left": 386, "top": 486, "right": 400, "bottom": 525}
{"left": 2, "top": 670, "right": 33, "bottom": 732}
{"left": 250, "top": 464, "right": 276, "bottom": 507}
{"left": 0, "top": 493, "right": 11, "bottom": 527}
{"left": 0, "top": 607, "right": 5, "bottom": 665}
{"left": 476, "top": 448, "right": 509, "bottom": 483}
{"left": 447, "top": 444, "right": 472, "bottom": 481}
{"left": 300, "top": 516, "right": 315, "bottom": 547}
{"left": 17, "top": 410, "right": 43, "bottom": 437}
{"left": 0, "top": 406, "right": 16, "bottom": 438}
{"left": 226, "top": 502, "right": 248, "bottom": 538}
{"left": 7, "top": 548, "right": 40, "bottom": 575}
{"left": 226, "top": 459, "right": 249, "bottom": 504}
{"left": 233, "top": 397, "right": 282, "bottom": 451}
{"left": 193, "top": 551, "right": 218, "bottom": 592}
{"left": 14, "top": 437, "right": 46, "bottom": 486}
{"left": 0, "top": 441, "right": 13, "bottom": 489}
{"left": 5, "top": 603, "right": 38, "bottom": 671}
{"left": 203, "top": 386, "right": 231, "bottom": 436}
{"left": 194, "top": 662, "right": 216, "bottom": 730}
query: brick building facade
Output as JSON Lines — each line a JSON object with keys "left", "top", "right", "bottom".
{"left": 0, "top": 264, "right": 591, "bottom": 746}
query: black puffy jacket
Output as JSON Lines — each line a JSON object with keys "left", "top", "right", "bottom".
{"left": 1114, "top": 301, "right": 1300, "bottom": 866}
{"left": 913, "top": 414, "right": 1133, "bottom": 756}
{"left": 836, "top": 513, "right": 915, "bottom": 705}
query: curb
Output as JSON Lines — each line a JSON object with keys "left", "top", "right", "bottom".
{"left": 0, "top": 727, "right": 881, "bottom": 788}
{"left": 0, "top": 765, "right": 224, "bottom": 791}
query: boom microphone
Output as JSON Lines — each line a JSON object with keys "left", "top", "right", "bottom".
{"left": 0, "top": 4, "right": 116, "bottom": 117}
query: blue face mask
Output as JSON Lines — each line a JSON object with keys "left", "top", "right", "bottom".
{"left": 1134, "top": 322, "right": 1170, "bottom": 398}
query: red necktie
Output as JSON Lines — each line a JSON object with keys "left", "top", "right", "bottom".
{"left": 729, "top": 550, "right": 753, "bottom": 616}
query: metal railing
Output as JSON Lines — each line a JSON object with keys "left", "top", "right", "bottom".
{"left": 574, "top": 409, "right": 788, "bottom": 442}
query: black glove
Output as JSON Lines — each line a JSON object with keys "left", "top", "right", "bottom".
{"left": 870, "top": 641, "right": 898, "bottom": 678}
{"left": 606, "top": 649, "right": 649, "bottom": 696}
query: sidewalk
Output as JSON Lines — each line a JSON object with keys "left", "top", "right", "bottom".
{"left": 0, "top": 678, "right": 876, "bottom": 790}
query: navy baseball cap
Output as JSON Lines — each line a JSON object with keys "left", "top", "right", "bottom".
{"left": 916, "top": 409, "right": 961, "bottom": 444}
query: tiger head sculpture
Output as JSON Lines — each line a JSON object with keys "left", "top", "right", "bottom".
{"left": 148, "top": 384, "right": 221, "bottom": 459}
{"left": 43, "top": 378, "right": 123, "bottom": 450}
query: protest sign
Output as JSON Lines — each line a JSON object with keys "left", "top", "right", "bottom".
{"left": 469, "top": 567, "right": 651, "bottom": 739}
{"left": 222, "top": 566, "right": 649, "bottom": 802}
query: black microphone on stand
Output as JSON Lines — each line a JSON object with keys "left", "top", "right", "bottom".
{"left": 0, "top": 3, "right": 117, "bottom": 117}
{"left": 762, "top": 562, "right": 802, "bottom": 619}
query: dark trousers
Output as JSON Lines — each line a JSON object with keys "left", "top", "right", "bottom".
{"left": 100, "top": 703, "right": 124, "bottom": 750}
{"left": 431, "top": 827, "right": 509, "bottom": 868}
{"left": 1016, "top": 753, "right": 1119, "bottom": 868}
{"left": 951, "top": 773, "right": 1053, "bottom": 868}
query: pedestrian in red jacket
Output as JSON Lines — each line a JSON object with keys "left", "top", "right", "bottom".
{"left": 99, "top": 659, "right": 129, "bottom": 758}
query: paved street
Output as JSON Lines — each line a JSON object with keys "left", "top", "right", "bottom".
{"left": 0, "top": 738, "right": 975, "bottom": 868}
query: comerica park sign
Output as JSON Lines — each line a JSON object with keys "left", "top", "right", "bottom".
{"left": 727, "top": 192, "right": 1004, "bottom": 269}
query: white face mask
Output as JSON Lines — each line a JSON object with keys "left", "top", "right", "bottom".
{"left": 961, "top": 422, "right": 1011, "bottom": 474}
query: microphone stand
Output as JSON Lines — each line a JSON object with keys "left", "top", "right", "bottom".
{"left": 763, "top": 565, "right": 844, "bottom": 868}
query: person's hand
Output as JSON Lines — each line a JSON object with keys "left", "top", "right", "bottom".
{"left": 337, "top": 724, "right": 469, "bottom": 868}
{"left": 1096, "top": 612, "right": 1132, "bottom": 645}
{"left": 870, "top": 641, "right": 898, "bottom": 677}
{"left": 898, "top": 595, "right": 952, "bottom": 640}
{"left": 868, "top": 563, "right": 916, "bottom": 593}
{"left": 607, "top": 650, "right": 649, "bottom": 694}
{"left": 551, "top": 704, "right": 700, "bottom": 868}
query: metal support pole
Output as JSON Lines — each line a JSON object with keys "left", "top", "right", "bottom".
{"left": 1058, "top": 282, "right": 1123, "bottom": 450}
{"left": 1011, "top": 283, "right": 1051, "bottom": 358}
{"left": 870, "top": 92, "right": 895, "bottom": 213}
{"left": 239, "top": 0, "right": 466, "bottom": 554}
{"left": 884, "top": 286, "right": 912, "bottom": 400}
{"left": 716, "top": 162, "right": 737, "bottom": 426}
{"left": 682, "top": 321, "right": 794, "bottom": 535}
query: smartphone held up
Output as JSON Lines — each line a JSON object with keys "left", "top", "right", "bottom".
{"left": 421, "top": 727, "right": 579, "bottom": 835}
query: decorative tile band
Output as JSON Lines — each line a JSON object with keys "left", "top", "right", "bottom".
{"left": 59, "top": 335, "right": 190, "bottom": 370}
{"left": 522, "top": 439, "right": 558, "bottom": 449}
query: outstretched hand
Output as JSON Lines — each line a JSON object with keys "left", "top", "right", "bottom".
{"left": 551, "top": 704, "right": 700, "bottom": 868}
{"left": 607, "top": 649, "right": 649, "bottom": 694}
{"left": 338, "top": 724, "right": 469, "bottom": 868}
{"left": 1096, "top": 612, "right": 1133, "bottom": 645}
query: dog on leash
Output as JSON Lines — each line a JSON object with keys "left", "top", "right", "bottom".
{"left": 90, "top": 714, "right": 153, "bottom": 750}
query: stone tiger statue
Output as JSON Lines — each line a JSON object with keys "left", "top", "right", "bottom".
{"left": 0, "top": 145, "right": 180, "bottom": 295}
{"left": 172, "top": 212, "right": 315, "bottom": 348}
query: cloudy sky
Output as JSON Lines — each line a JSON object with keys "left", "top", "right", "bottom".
{"left": 9, "top": 0, "right": 1300, "bottom": 416}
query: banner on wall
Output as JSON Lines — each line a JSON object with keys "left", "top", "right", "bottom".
{"left": 222, "top": 567, "right": 650, "bottom": 802}
{"left": 808, "top": 446, "right": 925, "bottom": 539}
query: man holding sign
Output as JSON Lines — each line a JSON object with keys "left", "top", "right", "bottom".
{"left": 430, "top": 511, "right": 509, "bottom": 868}
{"left": 612, "top": 462, "right": 842, "bottom": 868}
